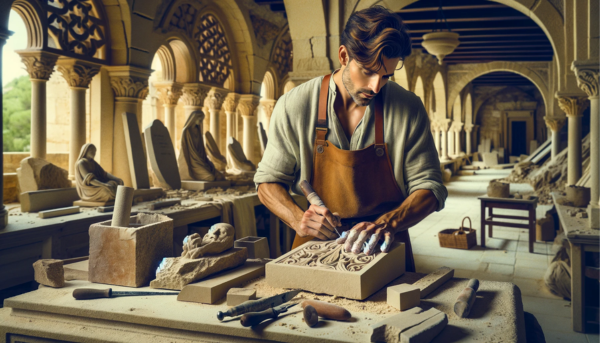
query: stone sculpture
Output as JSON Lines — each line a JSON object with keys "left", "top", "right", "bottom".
{"left": 205, "top": 131, "right": 227, "bottom": 171}
{"left": 227, "top": 137, "right": 256, "bottom": 173}
{"left": 178, "top": 110, "right": 225, "bottom": 181}
{"left": 75, "top": 143, "right": 124, "bottom": 203}
{"left": 151, "top": 223, "right": 247, "bottom": 290}
{"left": 17, "top": 157, "right": 72, "bottom": 193}
{"left": 276, "top": 240, "right": 377, "bottom": 272}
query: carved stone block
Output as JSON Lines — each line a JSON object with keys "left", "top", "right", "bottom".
{"left": 387, "top": 284, "right": 420, "bottom": 311}
{"left": 17, "top": 157, "right": 72, "bottom": 193}
{"left": 266, "top": 241, "right": 405, "bottom": 300}
{"left": 234, "top": 236, "right": 270, "bottom": 259}
{"left": 227, "top": 288, "right": 257, "bottom": 306}
{"left": 89, "top": 213, "right": 173, "bottom": 287}
{"left": 33, "top": 259, "right": 64, "bottom": 288}
{"left": 20, "top": 188, "right": 80, "bottom": 212}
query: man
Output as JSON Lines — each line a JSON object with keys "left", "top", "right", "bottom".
{"left": 254, "top": 6, "right": 447, "bottom": 272}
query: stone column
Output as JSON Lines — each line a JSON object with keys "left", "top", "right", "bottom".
{"left": 238, "top": 95, "right": 260, "bottom": 163}
{"left": 18, "top": 50, "right": 58, "bottom": 160}
{"left": 544, "top": 116, "right": 566, "bottom": 160}
{"left": 107, "top": 66, "right": 151, "bottom": 187}
{"left": 223, "top": 93, "right": 240, "bottom": 162}
{"left": 464, "top": 124, "right": 473, "bottom": 155}
{"left": 556, "top": 94, "right": 589, "bottom": 186}
{"left": 439, "top": 119, "right": 450, "bottom": 161}
{"left": 205, "top": 89, "right": 228, "bottom": 152}
{"left": 260, "top": 99, "right": 277, "bottom": 133}
{"left": 57, "top": 59, "right": 100, "bottom": 177}
{"left": 155, "top": 82, "right": 183, "bottom": 146}
{"left": 0, "top": 30, "right": 11, "bottom": 227}
{"left": 572, "top": 58, "right": 599, "bottom": 228}
{"left": 454, "top": 122, "right": 463, "bottom": 156}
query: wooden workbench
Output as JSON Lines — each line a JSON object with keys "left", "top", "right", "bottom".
{"left": 0, "top": 273, "right": 526, "bottom": 342}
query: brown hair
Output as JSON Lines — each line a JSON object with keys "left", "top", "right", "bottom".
{"left": 341, "top": 6, "right": 411, "bottom": 72}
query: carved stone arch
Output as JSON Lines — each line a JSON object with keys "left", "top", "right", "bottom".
{"left": 154, "top": 44, "right": 175, "bottom": 82}
{"left": 414, "top": 75, "right": 425, "bottom": 103}
{"left": 98, "top": 0, "right": 128, "bottom": 65}
{"left": 269, "top": 24, "right": 292, "bottom": 82}
{"left": 11, "top": 0, "right": 45, "bottom": 49}
{"left": 464, "top": 92, "right": 473, "bottom": 125}
{"left": 432, "top": 71, "right": 447, "bottom": 121}
{"left": 261, "top": 68, "right": 277, "bottom": 100}
{"left": 394, "top": 66, "right": 409, "bottom": 90}
{"left": 168, "top": 37, "right": 197, "bottom": 83}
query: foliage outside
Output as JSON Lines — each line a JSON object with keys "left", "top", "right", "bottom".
{"left": 3, "top": 75, "right": 31, "bottom": 152}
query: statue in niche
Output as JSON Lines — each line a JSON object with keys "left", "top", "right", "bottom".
{"left": 75, "top": 143, "right": 124, "bottom": 203}
{"left": 277, "top": 240, "right": 378, "bottom": 272}
{"left": 178, "top": 110, "right": 225, "bottom": 181}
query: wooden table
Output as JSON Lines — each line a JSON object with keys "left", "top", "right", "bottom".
{"left": 479, "top": 196, "right": 538, "bottom": 253}
{"left": 552, "top": 192, "right": 599, "bottom": 333}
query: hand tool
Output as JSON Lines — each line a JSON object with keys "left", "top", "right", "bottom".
{"left": 73, "top": 288, "right": 179, "bottom": 300}
{"left": 303, "top": 304, "right": 319, "bottom": 327}
{"left": 240, "top": 303, "right": 298, "bottom": 327}
{"left": 454, "top": 278, "right": 479, "bottom": 318}
{"left": 301, "top": 300, "right": 351, "bottom": 321}
{"left": 217, "top": 289, "right": 301, "bottom": 321}
{"left": 300, "top": 180, "right": 341, "bottom": 237}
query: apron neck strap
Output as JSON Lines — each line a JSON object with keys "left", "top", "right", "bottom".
{"left": 316, "top": 74, "right": 384, "bottom": 146}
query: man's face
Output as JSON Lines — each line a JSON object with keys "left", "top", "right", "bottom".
{"left": 341, "top": 53, "right": 400, "bottom": 107}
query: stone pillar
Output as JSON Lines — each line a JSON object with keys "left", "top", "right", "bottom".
{"left": 260, "top": 99, "right": 277, "bottom": 133}
{"left": 18, "top": 50, "right": 58, "bottom": 160}
{"left": 572, "top": 58, "right": 599, "bottom": 228}
{"left": 439, "top": 119, "right": 450, "bottom": 161}
{"left": 544, "top": 116, "right": 566, "bottom": 160}
{"left": 238, "top": 95, "right": 260, "bottom": 163}
{"left": 454, "top": 122, "right": 463, "bottom": 156}
{"left": 107, "top": 66, "right": 151, "bottom": 187}
{"left": 57, "top": 59, "right": 101, "bottom": 177}
{"left": 181, "top": 84, "right": 210, "bottom": 120}
{"left": 155, "top": 82, "right": 183, "bottom": 146}
{"left": 556, "top": 94, "right": 589, "bottom": 186}
{"left": 0, "top": 30, "right": 12, "bottom": 227}
{"left": 205, "top": 89, "right": 228, "bottom": 152}
{"left": 464, "top": 124, "right": 473, "bottom": 155}
{"left": 223, "top": 93, "right": 240, "bottom": 162}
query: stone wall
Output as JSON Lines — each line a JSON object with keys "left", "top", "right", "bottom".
{"left": 3, "top": 152, "right": 69, "bottom": 173}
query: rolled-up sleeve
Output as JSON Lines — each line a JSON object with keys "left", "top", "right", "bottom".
{"left": 403, "top": 104, "right": 448, "bottom": 211}
{"left": 254, "top": 95, "right": 298, "bottom": 189}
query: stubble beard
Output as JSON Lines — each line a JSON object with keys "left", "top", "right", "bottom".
{"left": 342, "top": 65, "right": 373, "bottom": 107}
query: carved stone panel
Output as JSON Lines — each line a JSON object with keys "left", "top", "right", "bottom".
{"left": 194, "top": 14, "right": 232, "bottom": 86}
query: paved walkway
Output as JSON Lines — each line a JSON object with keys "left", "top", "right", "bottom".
{"left": 410, "top": 169, "right": 597, "bottom": 343}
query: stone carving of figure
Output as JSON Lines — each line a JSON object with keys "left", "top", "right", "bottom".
{"left": 75, "top": 143, "right": 124, "bottom": 202}
{"left": 204, "top": 131, "right": 227, "bottom": 172}
{"left": 227, "top": 137, "right": 256, "bottom": 173}
{"left": 181, "top": 223, "right": 235, "bottom": 259}
{"left": 178, "top": 110, "right": 225, "bottom": 181}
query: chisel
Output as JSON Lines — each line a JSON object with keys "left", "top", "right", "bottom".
{"left": 240, "top": 303, "right": 298, "bottom": 327}
{"left": 217, "top": 289, "right": 300, "bottom": 321}
{"left": 300, "top": 180, "right": 341, "bottom": 237}
{"left": 73, "top": 288, "right": 179, "bottom": 300}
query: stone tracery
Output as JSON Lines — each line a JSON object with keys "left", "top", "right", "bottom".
{"left": 194, "top": 14, "right": 232, "bottom": 86}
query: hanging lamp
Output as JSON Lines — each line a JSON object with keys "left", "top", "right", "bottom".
{"left": 421, "top": 0, "right": 460, "bottom": 65}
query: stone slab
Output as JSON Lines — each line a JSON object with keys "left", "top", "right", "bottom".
{"left": 74, "top": 200, "right": 115, "bottom": 207}
{"left": 180, "top": 180, "right": 231, "bottom": 191}
{"left": 177, "top": 260, "right": 266, "bottom": 304}
{"left": 482, "top": 152, "right": 499, "bottom": 166}
{"left": 20, "top": 188, "right": 80, "bottom": 212}
{"left": 122, "top": 112, "right": 150, "bottom": 189}
{"left": 144, "top": 120, "right": 181, "bottom": 190}
{"left": 97, "top": 206, "right": 115, "bottom": 213}
{"left": 132, "top": 188, "right": 164, "bottom": 203}
{"left": 371, "top": 307, "right": 446, "bottom": 343}
{"left": 412, "top": 266, "right": 454, "bottom": 298}
{"left": 387, "top": 284, "right": 420, "bottom": 311}
{"left": 38, "top": 206, "right": 80, "bottom": 219}
{"left": 234, "top": 236, "right": 270, "bottom": 259}
{"left": 89, "top": 213, "right": 173, "bottom": 287}
{"left": 17, "top": 157, "right": 72, "bottom": 193}
{"left": 226, "top": 288, "right": 257, "bottom": 306}
{"left": 266, "top": 241, "right": 405, "bottom": 300}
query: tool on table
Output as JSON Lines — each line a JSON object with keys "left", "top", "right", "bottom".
{"left": 303, "top": 304, "right": 319, "bottom": 327}
{"left": 301, "top": 300, "right": 351, "bottom": 321}
{"left": 217, "top": 289, "right": 301, "bottom": 321}
{"left": 240, "top": 303, "right": 298, "bottom": 327}
{"left": 454, "top": 278, "right": 479, "bottom": 318}
{"left": 73, "top": 288, "right": 179, "bottom": 300}
{"left": 300, "top": 180, "right": 341, "bottom": 237}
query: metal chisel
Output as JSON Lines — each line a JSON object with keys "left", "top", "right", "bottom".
{"left": 73, "top": 288, "right": 179, "bottom": 300}
{"left": 240, "top": 303, "right": 298, "bottom": 327}
{"left": 217, "top": 290, "right": 301, "bottom": 321}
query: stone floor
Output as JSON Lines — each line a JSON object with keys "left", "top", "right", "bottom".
{"left": 410, "top": 169, "right": 599, "bottom": 343}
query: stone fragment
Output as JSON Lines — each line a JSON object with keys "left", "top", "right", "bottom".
{"left": 401, "top": 312, "right": 448, "bottom": 343}
{"left": 371, "top": 307, "right": 447, "bottom": 343}
{"left": 145, "top": 120, "right": 181, "bottom": 190}
{"left": 412, "top": 266, "right": 454, "bottom": 298}
{"left": 38, "top": 206, "right": 80, "bottom": 219}
{"left": 89, "top": 213, "right": 173, "bottom": 287}
{"left": 536, "top": 215, "right": 555, "bottom": 241}
{"left": 33, "top": 259, "right": 65, "bottom": 288}
{"left": 182, "top": 223, "right": 235, "bottom": 259}
{"left": 17, "top": 157, "right": 72, "bottom": 193}
{"left": 20, "top": 188, "right": 80, "bottom": 212}
{"left": 566, "top": 185, "right": 591, "bottom": 207}
{"left": 227, "top": 288, "right": 257, "bottom": 306}
{"left": 234, "top": 236, "right": 270, "bottom": 259}
{"left": 387, "top": 284, "right": 420, "bottom": 311}
{"left": 150, "top": 247, "right": 248, "bottom": 290}
{"left": 487, "top": 180, "right": 510, "bottom": 198}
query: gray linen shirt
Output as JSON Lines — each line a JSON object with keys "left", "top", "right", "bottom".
{"left": 254, "top": 72, "right": 448, "bottom": 211}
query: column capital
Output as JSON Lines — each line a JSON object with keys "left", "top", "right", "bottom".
{"left": 223, "top": 93, "right": 241, "bottom": 113}
{"left": 437, "top": 118, "right": 451, "bottom": 131}
{"left": 205, "top": 88, "right": 229, "bottom": 111}
{"left": 555, "top": 93, "right": 590, "bottom": 118}
{"left": 107, "top": 65, "right": 152, "bottom": 99}
{"left": 154, "top": 82, "right": 183, "bottom": 106}
{"left": 17, "top": 50, "right": 59, "bottom": 81}
{"left": 238, "top": 94, "right": 261, "bottom": 117}
{"left": 544, "top": 116, "right": 567, "bottom": 132}
{"left": 56, "top": 59, "right": 101, "bottom": 89}
{"left": 464, "top": 123, "right": 474, "bottom": 133}
{"left": 450, "top": 121, "right": 464, "bottom": 132}
{"left": 181, "top": 83, "right": 210, "bottom": 107}
{"left": 572, "top": 58, "right": 599, "bottom": 98}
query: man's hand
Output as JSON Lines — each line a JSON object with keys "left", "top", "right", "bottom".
{"left": 296, "top": 204, "right": 341, "bottom": 240}
{"left": 336, "top": 222, "right": 394, "bottom": 255}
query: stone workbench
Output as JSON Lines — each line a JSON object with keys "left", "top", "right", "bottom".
{"left": 0, "top": 273, "right": 526, "bottom": 343}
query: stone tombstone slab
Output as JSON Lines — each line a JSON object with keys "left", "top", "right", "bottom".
{"left": 89, "top": 213, "right": 173, "bottom": 287}
{"left": 144, "top": 120, "right": 181, "bottom": 190}
{"left": 122, "top": 112, "right": 150, "bottom": 189}
{"left": 266, "top": 240, "right": 405, "bottom": 300}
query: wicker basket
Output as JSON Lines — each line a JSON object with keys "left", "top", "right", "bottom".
{"left": 438, "top": 217, "right": 477, "bottom": 250}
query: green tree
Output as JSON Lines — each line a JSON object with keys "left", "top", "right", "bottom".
{"left": 3, "top": 75, "right": 31, "bottom": 152}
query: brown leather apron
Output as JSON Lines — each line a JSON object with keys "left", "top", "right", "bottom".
{"left": 291, "top": 74, "right": 416, "bottom": 272}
